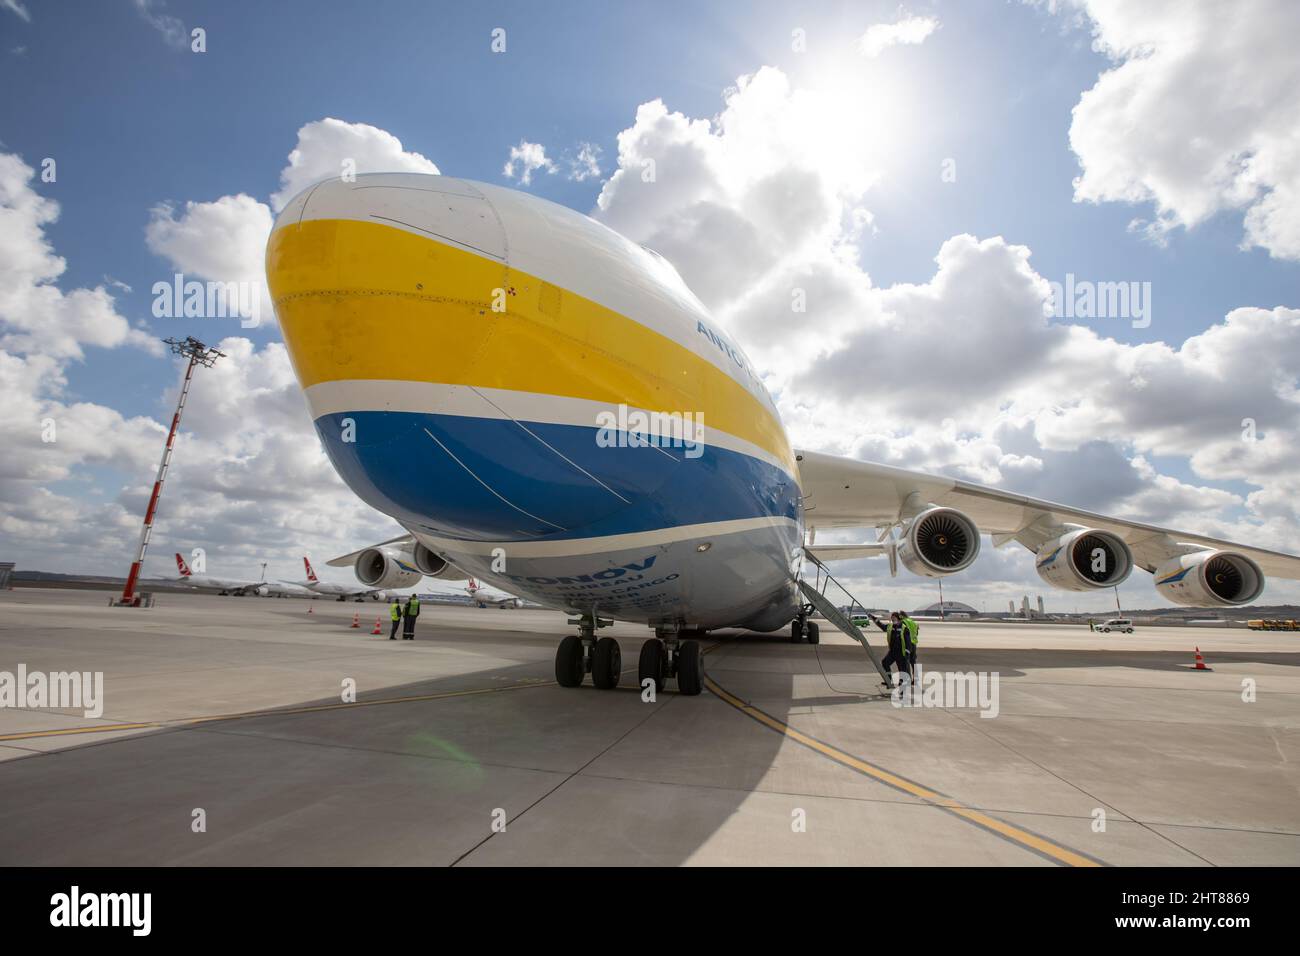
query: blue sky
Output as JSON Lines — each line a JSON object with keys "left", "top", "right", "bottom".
{"left": 2, "top": 0, "right": 1298, "bottom": 606}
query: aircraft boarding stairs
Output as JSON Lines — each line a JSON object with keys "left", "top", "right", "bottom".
{"left": 799, "top": 548, "right": 890, "bottom": 684}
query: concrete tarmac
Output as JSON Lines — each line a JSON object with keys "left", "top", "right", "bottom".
{"left": 0, "top": 588, "right": 1297, "bottom": 866}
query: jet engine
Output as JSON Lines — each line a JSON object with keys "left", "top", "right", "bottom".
{"left": 1155, "top": 550, "right": 1265, "bottom": 607}
{"left": 410, "top": 542, "right": 469, "bottom": 581}
{"left": 896, "top": 507, "right": 980, "bottom": 577}
{"left": 355, "top": 541, "right": 466, "bottom": 589}
{"left": 1035, "top": 528, "right": 1133, "bottom": 591}
{"left": 354, "top": 547, "right": 423, "bottom": 590}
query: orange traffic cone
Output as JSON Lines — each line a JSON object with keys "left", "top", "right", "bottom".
{"left": 1193, "top": 647, "right": 1211, "bottom": 671}
{"left": 371, "top": 616, "right": 382, "bottom": 635}
{"left": 350, "top": 612, "right": 360, "bottom": 629}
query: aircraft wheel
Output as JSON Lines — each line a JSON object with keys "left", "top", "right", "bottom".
{"left": 806, "top": 622, "right": 820, "bottom": 645}
{"left": 638, "top": 639, "right": 667, "bottom": 694}
{"left": 591, "top": 637, "right": 622, "bottom": 690}
{"left": 555, "top": 635, "right": 585, "bottom": 687}
{"left": 790, "top": 620, "right": 803, "bottom": 643}
{"left": 677, "top": 640, "right": 703, "bottom": 696}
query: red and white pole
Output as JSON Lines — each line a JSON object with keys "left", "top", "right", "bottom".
{"left": 118, "top": 337, "right": 224, "bottom": 607}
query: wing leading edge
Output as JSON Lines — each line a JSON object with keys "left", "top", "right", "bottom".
{"left": 795, "top": 448, "right": 1300, "bottom": 579}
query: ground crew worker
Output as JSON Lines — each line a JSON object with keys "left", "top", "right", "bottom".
{"left": 402, "top": 594, "right": 420, "bottom": 640}
{"left": 900, "top": 611, "right": 919, "bottom": 671}
{"left": 869, "top": 611, "right": 912, "bottom": 688}
{"left": 389, "top": 599, "right": 403, "bottom": 640}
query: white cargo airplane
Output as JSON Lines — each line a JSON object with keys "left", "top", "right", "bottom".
{"left": 466, "top": 578, "right": 521, "bottom": 609}
{"left": 266, "top": 173, "right": 1300, "bottom": 696}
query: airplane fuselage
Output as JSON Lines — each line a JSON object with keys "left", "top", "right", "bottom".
{"left": 267, "top": 174, "right": 804, "bottom": 631}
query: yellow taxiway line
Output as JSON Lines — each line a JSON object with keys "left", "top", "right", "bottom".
{"left": 704, "top": 675, "right": 1104, "bottom": 867}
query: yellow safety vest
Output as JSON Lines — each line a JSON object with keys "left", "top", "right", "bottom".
{"left": 390, "top": 603, "right": 402, "bottom": 621}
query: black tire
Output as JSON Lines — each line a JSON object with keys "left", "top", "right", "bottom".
{"left": 638, "top": 638, "right": 666, "bottom": 694}
{"left": 807, "top": 622, "right": 820, "bottom": 645}
{"left": 591, "top": 637, "right": 622, "bottom": 690}
{"left": 555, "top": 635, "right": 585, "bottom": 687}
{"left": 790, "top": 620, "right": 803, "bottom": 643}
{"left": 677, "top": 640, "right": 703, "bottom": 696}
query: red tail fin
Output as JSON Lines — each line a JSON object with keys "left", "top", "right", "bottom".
{"left": 175, "top": 553, "right": 192, "bottom": 577}
{"left": 303, "top": 556, "right": 318, "bottom": 583}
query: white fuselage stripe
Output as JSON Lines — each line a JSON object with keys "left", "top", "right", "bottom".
{"left": 413, "top": 515, "right": 801, "bottom": 559}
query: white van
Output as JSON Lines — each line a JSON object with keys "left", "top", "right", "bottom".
{"left": 1099, "top": 618, "right": 1134, "bottom": 634}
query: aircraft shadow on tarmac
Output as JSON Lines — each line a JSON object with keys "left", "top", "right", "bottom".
{"left": 0, "top": 629, "right": 796, "bottom": 866}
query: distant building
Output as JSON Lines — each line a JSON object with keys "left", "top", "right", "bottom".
{"left": 912, "top": 600, "right": 979, "bottom": 619}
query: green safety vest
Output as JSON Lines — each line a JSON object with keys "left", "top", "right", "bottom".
{"left": 902, "top": 617, "right": 918, "bottom": 647}
{"left": 390, "top": 603, "right": 402, "bottom": 621}
{"left": 406, "top": 597, "right": 420, "bottom": 618}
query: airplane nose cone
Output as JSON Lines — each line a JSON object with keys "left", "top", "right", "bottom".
{"left": 265, "top": 173, "right": 674, "bottom": 541}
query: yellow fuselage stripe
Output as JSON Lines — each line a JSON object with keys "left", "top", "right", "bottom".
{"left": 266, "top": 218, "right": 796, "bottom": 474}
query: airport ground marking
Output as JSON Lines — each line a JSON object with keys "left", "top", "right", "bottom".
{"left": 703, "top": 674, "right": 1105, "bottom": 867}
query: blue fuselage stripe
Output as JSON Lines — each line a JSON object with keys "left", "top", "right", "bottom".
{"left": 315, "top": 411, "right": 801, "bottom": 543}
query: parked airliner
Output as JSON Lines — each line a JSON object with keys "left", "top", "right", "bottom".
{"left": 266, "top": 173, "right": 1300, "bottom": 696}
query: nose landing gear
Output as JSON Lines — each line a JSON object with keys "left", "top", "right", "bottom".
{"left": 789, "top": 606, "right": 820, "bottom": 644}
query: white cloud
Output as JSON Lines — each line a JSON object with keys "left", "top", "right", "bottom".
{"left": 132, "top": 0, "right": 187, "bottom": 49}
{"left": 145, "top": 193, "right": 274, "bottom": 323}
{"left": 0, "top": 152, "right": 159, "bottom": 360}
{"left": 2, "top": 0, "right": 30, "bottom": 23}
{"left": 593, "top": 67, "right": 1300, "bottom": 606}
{"left": 568, "top": 142, "right": 603, "bottom": 181}
{"left": 502, "top": 140, "right": 556, "bottom": 186}
{"left": 1066, "top": 0, "right": 1300, "bottom": 260}
{"left": 858, "top": 14, "right": 939, "bottom": 57}
{"left": 270, "top": 117, "right": 440, "bottom": 213}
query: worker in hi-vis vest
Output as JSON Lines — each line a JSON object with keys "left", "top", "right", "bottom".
{"left": 869, "top": 611, "right": 913, "bottom": 688}
{"left": 389, "top": 599, "right": 403, "bottom": 641}
{"left": 402, "top": 594, "right": 421, "bottom": 640}
{"left": 900, "top": 612, "right": 919, "bottom": 671}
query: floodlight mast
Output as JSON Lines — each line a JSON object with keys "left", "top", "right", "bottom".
{"left": 117, "top": 337, "right": 225, "bottom": 607}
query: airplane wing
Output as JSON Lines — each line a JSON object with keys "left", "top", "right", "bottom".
{"left": 325, "top": 534, "right": 414, "bottom": 568}
{"left": 805, "top": 543, "right": 888, "bottom": 562}
{"left": 796, "top": 448, "right": 1300, "bottom": 579}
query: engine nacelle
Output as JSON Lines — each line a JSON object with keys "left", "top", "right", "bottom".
{"left": 1035, "top": 528, "right": 1133, "bottom": 591}
{"left": 1156, "top": 551, "right": 1265, "bottom": 607}
{"left": 896, "top": 507, "right": 980, "bottom": 577}
{"left": 411, "top": 542, "right": 467, "bottom": 581}
{"left": 354, "top": 547, "right": 422, "bottom": 590}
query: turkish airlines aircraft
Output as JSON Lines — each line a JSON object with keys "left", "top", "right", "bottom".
{"left": 290, "top": 556, "right": 389, "bottom": 602}
{"left": 266, "top": 173, "right": 1300, "bottom": 696}
{"left": 171, "top": 553, "right": 264, "bottom": 596}
{"left": 466, "top": 578, "right": 521, "bottom": 609}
